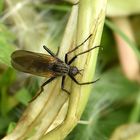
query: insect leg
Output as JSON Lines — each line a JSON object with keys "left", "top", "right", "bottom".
{"left": 61, "top": 76, "right": 70, "bottom": 94}
{"left": 68, "top": 46, "right": 100, "bottom": 65}
{"left": 29, "top": 77, "right": 56, "bottom": 102}
{"left": 69, "top": 75, "right": 99, "bottom": 85}
{"left": 43, "top": 45, "right": 56, "bottom": 57}
{"left": 65, "top": 34, "right": 92, "bottom": 64}
{"left": 56, "top": 46, "right": 60, "bottom": 56}
{"left": 68, "top": 34, "right": 92, "bottom": 54}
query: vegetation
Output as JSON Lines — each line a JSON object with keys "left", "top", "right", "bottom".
{"left": 0, "top": 0, "right": 140, "bottom": 140}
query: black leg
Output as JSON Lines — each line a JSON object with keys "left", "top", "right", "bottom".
{"left": 56, "top": 46, "right": 60, "bottom": 56}
{"left": 67, "top": 34, "right": 92, "bottom": 54}
{"left": 68, "top": 45, "right": 100, "bottom": 65}
{"left": 65, "top": 53, "right": 68, "bottom": 64}
{"left": 29, "top": 77, "right": 56, "bottom": 102}
{"left": 43, "top": 45, "right": 56, "bottom": 57}
{"left": 69, "top": 75, "right": 99, "bottom": 85}
{"left": 61, "top": 76, "right": 70, "bottom": 94}
{"left": 65, "top": 34, "right": 92, "bottom": 64}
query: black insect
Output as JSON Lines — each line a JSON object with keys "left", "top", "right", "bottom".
{"left": 11, "top": 35, "right": 99, "bottom": 100}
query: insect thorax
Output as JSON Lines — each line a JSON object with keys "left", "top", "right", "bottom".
{"left": 51, "top": 62, "right": 69, "bottom": 76}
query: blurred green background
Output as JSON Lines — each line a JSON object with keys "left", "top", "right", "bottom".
{"left": 0, "top": 0, "right": 140, "bottom": 140}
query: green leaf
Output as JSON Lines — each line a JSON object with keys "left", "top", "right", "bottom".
{"left": 105, "top": 19, "right": 140, "bottom": 60}
{"left": 0, "top": 23, "right": 16, "bottom": 66}
{"left": 36, "top": 3, "right": 71, "bottom": 12}
{"left": 0, "top": 0, "right": 4, "bottom": 12}
{"left": 0, "top": 68, "right": 16, "bottom": 87}
{"left": 7, "top": 122, "right": 16, "bottom": 134}
{"left": 0, "top": 116, "right": 11, "bottom": 134}
{"left": 15, "top": 88, "right": 32, "bottom": 106}
{"left": 0, "top": 68, "right": 16, "bottom": 116}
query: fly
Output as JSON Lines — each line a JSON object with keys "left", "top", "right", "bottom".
{"left": 11, "top": 35, "right": 99, "bottom": 101}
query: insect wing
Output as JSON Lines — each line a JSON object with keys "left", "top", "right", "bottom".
{"left": 11, "top": 50, "right": 57, "bottom": 77}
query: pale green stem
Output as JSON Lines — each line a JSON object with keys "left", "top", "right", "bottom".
{"left": 41, "top": 0, "right": 107, "bottom": 139}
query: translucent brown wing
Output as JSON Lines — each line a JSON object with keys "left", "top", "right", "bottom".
{"left": 11, "top": 50, "right": 58, "bottom": 77}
